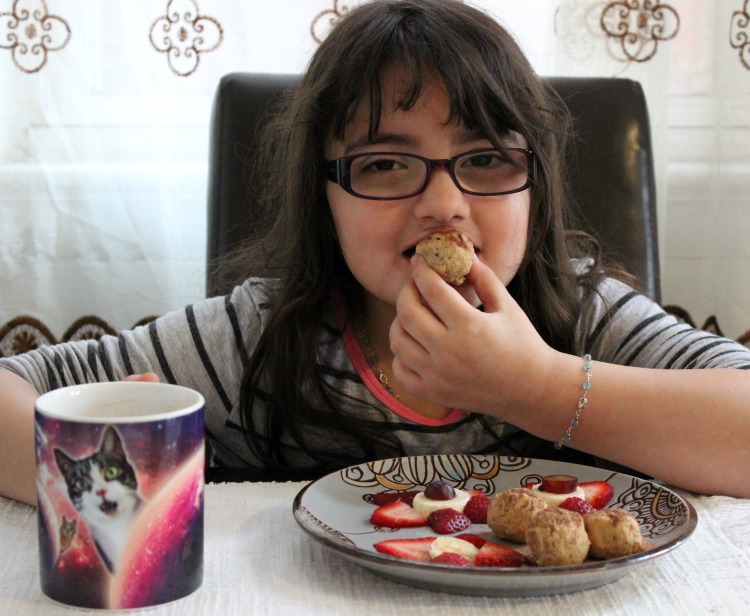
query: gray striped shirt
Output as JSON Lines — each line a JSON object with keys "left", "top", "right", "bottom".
{"left": 2, "top": 275, "right": 749, "bottom": 474}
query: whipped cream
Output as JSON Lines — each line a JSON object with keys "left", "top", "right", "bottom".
{"left": 531, "top": 483, "right": 586, "bottom": 507}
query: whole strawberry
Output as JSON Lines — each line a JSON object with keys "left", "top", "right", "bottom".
{"left": 463, "top": 494, "right": 491, "bottom": 523}
{"left": 371, "top": 490, "right": 419, "bottom": 507}
{"left": 428, "top": 508, "right": 472, "bottom": 534}
{"left": 558, "top": 496, "right": 595, "bottom": 515}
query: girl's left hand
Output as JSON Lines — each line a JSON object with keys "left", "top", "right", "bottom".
{"left": 390, "top": 255, "right": 557, "bottom": 418}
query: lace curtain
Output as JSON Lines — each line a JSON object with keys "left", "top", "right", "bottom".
{"left": 1, "top": 0, "right": 749, "bottom": 356}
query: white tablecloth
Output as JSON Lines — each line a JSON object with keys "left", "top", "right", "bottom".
{"left": 1, "top": 481, "right": 749, "bottom": 615}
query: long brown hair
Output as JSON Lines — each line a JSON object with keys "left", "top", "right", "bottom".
{"left": 232, "top": 0, "right": 599, "bottom": 477}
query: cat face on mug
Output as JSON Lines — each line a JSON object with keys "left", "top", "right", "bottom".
{"left": 54, "top": 426, "right": 143, "bottom": 572}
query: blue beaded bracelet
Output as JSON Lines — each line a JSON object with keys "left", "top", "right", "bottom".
{"left": 553, "top": 354, "right": 593, "bottom": 450}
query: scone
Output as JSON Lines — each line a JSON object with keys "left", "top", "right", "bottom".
{"left": 415, "top": 230, "right": 474, "bottom": 285}
{"left": 487, "top": 487, "right": 548, "bottom": 543}
{"left": 583, "top": 508, "right": 646, "bottom": 559}
{"left": 525, "top": 508, "right": 591, "bottom": 566}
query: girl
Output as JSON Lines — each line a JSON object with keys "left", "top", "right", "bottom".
{"left": 1, "top": 0, "right": 749, "bottom": 505}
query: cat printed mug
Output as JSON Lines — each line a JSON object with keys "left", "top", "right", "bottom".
{"left": 34, "top": 382, "right": 205, "bottom": 610}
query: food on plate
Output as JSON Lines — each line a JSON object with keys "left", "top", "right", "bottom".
{"left": 525, "top": 507, "right": 591, "bottom": 566}
{"left": 427, "top": 508, "right": 472, "bottom": 534}
{"left": 578, "top": 481, "right": 615, "bottom": 510}
{"left": 411, "top": 480, "right": 471, "bottom": 518}
{"left": 463, "top": 493, "right": 491, "bottom": 523}
{"left": 374, "top": 535, "right": 531, "bottom": 568}
{"left": 584, "top": 508, "right": 646, "bottom": 559}
{"left": 487, "top": 487, "right": 548, "bottom": 543}
{"left": 367, "top": 473, "right": 639, "bottom": 568}
{"left": 428, "top": 536, "right": 480, "bottom": 562}
{"left": 415, "top": 230, "right": 474, "bottom": 285}
{"left": 473, "top": 541, "right": 532, "bottom": 567}
{"left": 373, "top": 537, "right": 435, "bottom": 561}
{"left": 525, "top": 475, "right": 614, "bottom": 510}
{"left": 557, "top": 496, "right": 595, "bottom": 515}
{"left": 529, "top": 480, "right": 587, "bottom": 507}
{"left": 370, "top": 499, "right": 427, "bottom": 528}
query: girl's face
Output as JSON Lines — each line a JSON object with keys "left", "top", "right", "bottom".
{"left": 325, "top": 71, "right": 530, "bottom": 313}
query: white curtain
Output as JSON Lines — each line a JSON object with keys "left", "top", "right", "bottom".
{"left": 1, "top": 0, "right": 748, "bottom": 350}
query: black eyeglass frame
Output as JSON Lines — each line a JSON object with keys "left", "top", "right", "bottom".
{"left": 325, "top": 147, "right": 537, "bottom": 201}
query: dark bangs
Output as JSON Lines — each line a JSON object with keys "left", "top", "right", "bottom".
{"left": 312, "top": 0, "right": 549, "bottom": 153}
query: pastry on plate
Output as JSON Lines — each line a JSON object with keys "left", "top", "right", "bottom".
{"left": 584, "top": 508, "right": 646, "bottom": 559}
{"left": 487, "top": 487, "right": 548, "bottom": 543}
{"left": 525, "top": 507, "right": 591, "bottom": 566}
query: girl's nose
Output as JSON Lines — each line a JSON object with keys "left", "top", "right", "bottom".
{"left": 411, "top": 166, "right": 470, "bottom": 222}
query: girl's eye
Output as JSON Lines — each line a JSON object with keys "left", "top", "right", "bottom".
{"left": 464, "top": 153, "right": 504, "bottom": 168}
{"left": 104, "top": 465, "right": 120, "bottom": 480}
{"left": 361, "top": 158, "right": 405, "bottom": 173}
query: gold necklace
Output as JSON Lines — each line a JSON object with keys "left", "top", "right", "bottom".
{"left": 356, "top": 315, "right": 401, "bottom": 401}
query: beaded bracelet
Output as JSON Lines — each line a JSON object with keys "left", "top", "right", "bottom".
{"left": 553, "top": 354, "right": 593, "bottom": 450}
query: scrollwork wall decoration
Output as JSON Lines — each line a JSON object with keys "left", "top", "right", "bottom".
{"left": 0, "top": 0, "right": 70, "bottom": 73}
{"left": 730, "top": 0, "right": 750, "bottom": 70}
{"left": 601, "top": 0, "right": 680, "bottom": 63}
{"left": 555, "top": 0, "right": 610, "bottom": 62}
{"left": 311, "top": 0, "right": 365, "bottom": 44}
{"left": 149, "top": 0, "right": 223, "bottom": 77}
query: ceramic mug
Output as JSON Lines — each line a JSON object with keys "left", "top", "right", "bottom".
{"left": 34, "top": 382, "right": 205, "bottom": 610}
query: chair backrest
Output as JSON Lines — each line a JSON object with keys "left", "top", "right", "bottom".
{"left": 206, "top": 73, "right": 660, "bottom": 302}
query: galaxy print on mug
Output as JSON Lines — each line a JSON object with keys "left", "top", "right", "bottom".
{"left": 36, "top": 409, "right": 204, "bottom": 609}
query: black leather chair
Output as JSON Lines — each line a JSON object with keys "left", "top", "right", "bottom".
{"left": 206, "top": 73, "right": 660, "bottom": 302}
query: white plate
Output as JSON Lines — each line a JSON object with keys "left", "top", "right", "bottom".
{"left": 293, "top": 455, "right": 697, "bottom": 596}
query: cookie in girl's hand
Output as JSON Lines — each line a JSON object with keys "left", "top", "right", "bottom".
{"left": 415, "top": 230, "right": 474, "bottom": 285}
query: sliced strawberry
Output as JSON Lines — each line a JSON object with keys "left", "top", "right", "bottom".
{"left": 463, "top": 494, "right": 491, "bottom": 523}
{"left": 579, "top": 481, "right": 614, "bottom": 510}
{"left": 374, "top": 537, "right": 435, "bottom": 561}
{"left": 474, "top": 541, "right": 532, "bottom": 568}
{"left": 431, "top": 552, "right": 473, "bottom": 566}
{"left": 558, "top": 496, "right": 595, "bottom": 515}
{"left": 370, "top": 499, "right": 427, "bottom": 528}
{"left": 427, "top": 508, "right": 472, "bottom": 534}
{"left": 371, "top": 490, "right": 419, "bottom": 507}
{"left": 455, "top": 533, "right": 487, "bottom": 548}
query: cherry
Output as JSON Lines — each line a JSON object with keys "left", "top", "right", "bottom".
{"left": 424, "top": 480, "right": 456, "bottom": 501}
{"left": 540, "top": 474, "right": 578, "bottom": 494}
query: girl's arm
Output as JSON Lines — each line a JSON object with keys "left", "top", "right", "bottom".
{"left": 391, "top": 256, "right": 750, "bottom": 498}
{"left": 0, "top": 371, "right": 39, "bottom": 505}
{"left": 516, "top": 354, "right": 750, "bottom": 498}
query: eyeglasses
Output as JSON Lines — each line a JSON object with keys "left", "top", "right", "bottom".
{"left": 326, "top": 147, "right": 536, "bottom": 200}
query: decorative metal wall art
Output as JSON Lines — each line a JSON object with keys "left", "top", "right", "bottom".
{"left": 0, "top": 0, "right": 70, "bottom": 73}
{"left": 601, "top": 0, "right": 680, "bottom": 62}
{"left": 149, "top": 0, "right": 223, "bottom": 76}
{"left": 555, "top": 0, "right": 609, "bottom": 62}
{"left": 730, "top": 0, "right": 750, "bottom": 70}
{"left": 311, "top": 0, "right": 359, "bottom": 44}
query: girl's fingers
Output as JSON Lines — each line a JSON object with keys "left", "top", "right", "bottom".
{"left": 121, "top": 372, "right": 160, "bottom": 383}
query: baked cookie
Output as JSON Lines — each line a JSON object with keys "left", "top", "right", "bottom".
{"left": 525, "top": 508, "right": 591, "bottom": 566}
{"left": 415, "top": 230, "right": 474, "bottom": 285}
{"left": 486, "top": 487, "right": 548, "bottom": 543}
{"left": 584, "top": 508, "right": 646, "bottom": 559}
